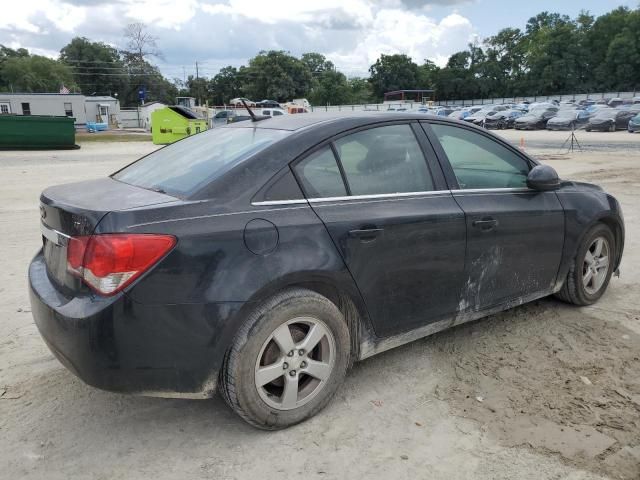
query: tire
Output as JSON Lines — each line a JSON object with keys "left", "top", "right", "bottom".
{"left": 585, "top": 127, "right": 591, "bottom": 132}
{"left": 555, "top": 223, "right": 615, "bottom": 306}
{"left": 220, "top": 288, "right": 351, "bottom": 430}
{"left": 609, "top": 122, "right": 616, "bottom": 132}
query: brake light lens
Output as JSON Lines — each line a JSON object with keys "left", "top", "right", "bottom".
{"left": 66, "top": 234, "right": 176, "bottom": 296}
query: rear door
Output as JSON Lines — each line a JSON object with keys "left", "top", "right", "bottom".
{"left": 423, "top": 121, "right": 564, "bottom": 311}
{"left": 292, "top": 122, "right": 467, "bottom": 337}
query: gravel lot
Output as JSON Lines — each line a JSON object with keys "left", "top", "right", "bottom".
{"left": 1, "top": 129, "right": 639, "bottom": 479}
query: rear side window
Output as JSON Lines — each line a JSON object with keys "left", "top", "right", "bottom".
{"left": 113, "top": 127, "right": 289, "bottom": 197}
{"left": 294, "top": 147, "right": 347, "bottom": 198}
{"left": 334, "top": 124, "right": 433, "bottom": 195}
{"left": 430, "top": 124, "right": 530, "bottom": 189}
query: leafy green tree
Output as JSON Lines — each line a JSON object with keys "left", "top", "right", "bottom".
{"left": 1, "top": 54, "right": 76, "bottom": 92}
{"left": 241, "top": 50, "right": 313, "bottom": 102}
{"left": 368, "top": 54, "right": 420, "bottom": 98}
{"left": 347, "top": 77, "right": 375, "bottom": 104}
{"left": 60, "top": 37, "right": 125, "bottom": 96}
{"left": 209, "top": 66, "right": 241, "bottom": 105}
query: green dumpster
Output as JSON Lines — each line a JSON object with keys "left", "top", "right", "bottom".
{"left": 151, "top": 106, "right": 208, "bottom": 145}
{"left": 0, "top": 115, "right": 78, "bottom": 149}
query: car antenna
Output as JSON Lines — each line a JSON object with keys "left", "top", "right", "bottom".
{"left": 241, "top": 99, "right": 268, "bottom": 122}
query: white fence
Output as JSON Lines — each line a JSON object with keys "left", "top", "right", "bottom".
{"left": 306, "top": 91, "right": 639, "bottom": 112}
{"left": 119, "top": 108, "right": 142, "bottom": 128}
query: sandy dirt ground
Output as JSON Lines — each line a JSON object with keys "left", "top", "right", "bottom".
{"left": 0, "top": 130, "right": 639, "bottom": 480}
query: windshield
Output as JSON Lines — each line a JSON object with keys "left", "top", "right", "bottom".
{"left": 113, "top": 127, "right": 290, "bottom": 197}
{"left": 593, "top": 109, "right": 617, "bottom": 120}
{"left": 554, "top": 110, "right": 578, "bottom": 119}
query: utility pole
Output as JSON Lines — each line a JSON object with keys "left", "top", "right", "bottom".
{"left": 195, "top": 61, "right": 200, "bottom": 106}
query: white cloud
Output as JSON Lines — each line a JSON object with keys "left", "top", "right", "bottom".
{"left": 1, "top": 0, "right": 477, "bottom": 78}
{"left": 1, "top": 0, "right": 86, "bottom": 33}
{"left": 328, "top": 10, "right": 475, "bottom": 75}
{"left": 123, "top": 0, "right": 200, "bottom": 29}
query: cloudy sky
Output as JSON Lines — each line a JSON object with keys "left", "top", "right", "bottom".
{"left": 1, "top": 0, "right": 636, "bottom": 79}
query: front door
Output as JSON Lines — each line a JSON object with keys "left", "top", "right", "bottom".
{"left": 425, "top": 122, "right": 564, "bottom": 311}
{"left": 293, "top": 123, "right": 467, "bottom": 337}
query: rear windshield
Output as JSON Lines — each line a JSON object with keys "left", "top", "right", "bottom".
{"left": 113, "top": 127, "right": 290, "bottom": 197}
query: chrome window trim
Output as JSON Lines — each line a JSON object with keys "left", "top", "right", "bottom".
{"left": 251, "top": 187, "right": 535, "bottom": 207}
{"left": 309, "top": 190, "right": 450, "bottom": 203}
{"left": 450, "top": 187, "right": 532, "bottom": 194}
{"left": 40, "top": 222, "right": 70, "bottom": 246}
{"left": 251, "top": 199, "right": 308, "bottom": 206}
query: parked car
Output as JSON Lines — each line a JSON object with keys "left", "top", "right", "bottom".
{"left": 449, "top": 106, "right": 481, "bottom": 120}
{"left": 258, "top": 108, "right": 286, "bottom": 117}
{"left": 229, "top": 97, "right": 256, "bottom": 107}
{"left": 514, "top": 106, "right": 558, "bottom": 130}
{"left": 607, "top": 98, "right": 624, "bottom": 108}
{"left": 464, "top": 105, "right": 508, "bottom": 125}
{"left": 484, "top": 109, "right": 524, "bottom": 129}
{"left": 257, "top": 100, "right": 282, "bottom": 109}
{"left": 212, "top": 110, "right": 234, "bottom": 125}
{"left": 30, "top": 113, "right": 624, "bottom": 430}
{"left": 628, "top": 113, "right": 640, "bottom": 133}
{"left": 226, "top": 114, "right": 252, "bottom": 124}
{"left": 546, "top": 109, "right": 590, "bottom": 130}
{"left": 585, "top": 109, "right": 637, "bottom": 131}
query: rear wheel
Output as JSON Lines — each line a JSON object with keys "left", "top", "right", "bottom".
{"left": 555, "top": 223, "right": 615, "bottom": 306}
{"left": 220, "top": 288, "right": 351, "bottom": 429}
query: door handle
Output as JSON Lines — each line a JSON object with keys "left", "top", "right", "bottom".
{"left": 472, "top": 218, "right": 498, "bottom": 231}
{"left": 348, "top": 228, "right": 384, "bottom": 241}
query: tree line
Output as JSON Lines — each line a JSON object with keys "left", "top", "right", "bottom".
{"left": 0, "top": 7, "right": 638, "bottom": 107}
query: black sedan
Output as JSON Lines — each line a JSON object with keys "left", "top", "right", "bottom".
{"left": 514, "top": 106, "right": 559, "bottom": 130}
{"left": 484, "top": 109, "right": 523, "bottom": 129}
{"left": 29, "top": 113, "right": 625, "bottom": 429}
{"left": 256, "top": 99, "right": 282, "bottom": 108}
{"left": 586, "top": 109, "right": 638, "bottom": 131}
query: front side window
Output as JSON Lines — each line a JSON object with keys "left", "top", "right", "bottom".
{"left": 113, "top": 127, "right": 290, "bottom": 197}
{"left": 64, "top": 102, "right": 73, "bottom": 117}
{"left": 430, "top": 123, "right": 530, "bottom": 189}
{"left": 334, "top": 124, "right": 433, "bottom": 195}
{"left": 21, "top": 103, "right": 31, "bottom": 115}
{"left": 293, "top": 147, "right": 347, "bottom": 198}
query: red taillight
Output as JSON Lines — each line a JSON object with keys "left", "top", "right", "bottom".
{"left": 66, "top": 234, "right": 176, "bottom": 296}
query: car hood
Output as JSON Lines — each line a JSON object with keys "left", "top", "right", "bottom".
{"left": 515, "top": 115, "right": 541, "bottom": 123}
{"left": 590, "top": 117, "right": 615, "bottom": 124}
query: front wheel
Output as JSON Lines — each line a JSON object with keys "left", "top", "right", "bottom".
{"left": 220, "top": 289, "right": 351, "bottom": 429}
{"left": 555, "top": 223, "right": 615, "bottom": 306}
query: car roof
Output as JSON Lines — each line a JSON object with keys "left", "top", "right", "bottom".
{"left": 223, "top": 111, "right": 442, "bottom": 132}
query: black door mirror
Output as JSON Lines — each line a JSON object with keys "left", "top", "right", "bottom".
{"left": 527, "top": 164, "right": 560, "bottom": 191}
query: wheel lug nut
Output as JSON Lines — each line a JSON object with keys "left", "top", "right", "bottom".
{"left": 287, "top": 350, "right": 294, "bottom": 357}
{"left": 299, "top": 349, "right": 305, "bottom": 356}
{"left": 289, "top": 370, "right": 296, "bottom": 376}
{"left": 283, "top": 362, "right": 289, "bottom": 370}
{"left": 300, "top": 361, "right": 307, "bottom": 368}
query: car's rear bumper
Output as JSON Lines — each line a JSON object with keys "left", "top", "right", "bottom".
{"left": 29, "top": 251, "right": 246, "bottom": 398}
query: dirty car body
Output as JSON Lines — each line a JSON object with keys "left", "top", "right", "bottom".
{"left": 29, "top": 113, "right": 625, "bottom": 400}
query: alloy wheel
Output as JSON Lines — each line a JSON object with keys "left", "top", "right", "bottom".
{"left": 254, "top": 317, "right": 336, "bottom": 411}
{"left": 583, "top": 236, "right": 610, "bottom": 295}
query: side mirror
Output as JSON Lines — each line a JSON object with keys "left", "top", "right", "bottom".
{"left": 527, "top": 164, "right": 560, "bottom": 191}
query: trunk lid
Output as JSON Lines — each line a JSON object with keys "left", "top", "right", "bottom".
{"left": 40, "top": 177, "right": 178, "bottom": 294}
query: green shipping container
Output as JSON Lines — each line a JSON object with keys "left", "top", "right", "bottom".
{"left": 0, "top": 115, "right": 78, "bottom": 149}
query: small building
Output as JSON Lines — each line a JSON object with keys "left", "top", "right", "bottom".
{"left": 84, "top": 96, "right": 121, "bottom": 126}
{"left": 0, "top": 92, "right": 120, "bottom": 127}
{"left": 0, "top": 93, "right": 86, "bottom": 122}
